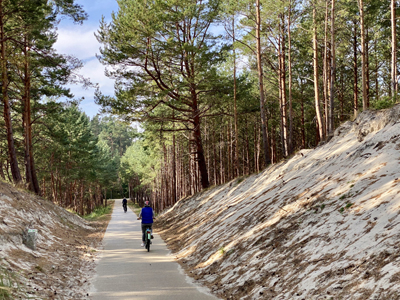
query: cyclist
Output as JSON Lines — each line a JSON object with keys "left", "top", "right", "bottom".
{"left": 122, "top": 198, "right": 127, "bottom": 212}
{"left": 137, "top": 200, "right": 154, "bottom": 247}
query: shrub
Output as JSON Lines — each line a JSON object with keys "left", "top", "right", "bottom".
{"left": 371, "top": 96, "right": 396, "bottom": 110}
{"left": 84, "top": 205, "right": 112, "bottom": 220}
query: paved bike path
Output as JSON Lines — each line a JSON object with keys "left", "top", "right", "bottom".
{"left": 90, "top": 201, "right": 217, "bottom": 300}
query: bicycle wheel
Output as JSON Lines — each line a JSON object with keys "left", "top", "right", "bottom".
{"left": 146, "top": 238, "right": 150, "bottom": 252}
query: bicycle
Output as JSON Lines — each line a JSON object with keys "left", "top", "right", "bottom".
{"left": 122, "top": 198, "right": 128, "bottom": 213}
{"left": 144, "top": 225, "right": 152, "bottom": 252}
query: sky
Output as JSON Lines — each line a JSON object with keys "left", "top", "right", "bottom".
{"left": 54, "top": 0, "right": 119, "bottom": 118}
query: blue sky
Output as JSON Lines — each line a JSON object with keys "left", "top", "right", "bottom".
{"left": 54, "top": 0, "right": 119, "bottom": 118}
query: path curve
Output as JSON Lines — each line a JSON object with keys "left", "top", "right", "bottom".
{"left": 90, "top": 201, "right": 217, "bottom": 300}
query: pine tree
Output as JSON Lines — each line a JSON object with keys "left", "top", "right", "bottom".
{"left": 96, "top": 0, "right": 230, "bottom": 189}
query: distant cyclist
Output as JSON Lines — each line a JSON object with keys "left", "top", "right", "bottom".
{"left": 137, "top": 200, "right": 154, "bottom": 247}
{"left": 122, "top": 198, "right": 127, "bottom": 213}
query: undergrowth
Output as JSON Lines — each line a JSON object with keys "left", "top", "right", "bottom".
{"left": 0, "top": 265, "right": 27, "bottom": 299}
{"left": 0, "top": 267, "right": 12, "bottom": 299}
{"left": 128, "top": 201, "right": 142, "bottom": 216}
{"left": 371, "top": 96, "right": 397, "bottom": 110}
{"left": 83, "top": 203, "right": 113, "bottom": 221}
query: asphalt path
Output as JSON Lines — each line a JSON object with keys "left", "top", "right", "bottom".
{"left": 90, "top": 201, "right": 217, "bottom": 300}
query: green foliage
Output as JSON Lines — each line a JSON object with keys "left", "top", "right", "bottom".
{"left": 226, "top": 249, "right": 235, "bottom": 255}
{"left": 93, "top": 116, "right": 137, "bottom": 157}
{"left": 38, "top": 103, "right": 97, "bottom": 180}
{"left": 3, "top": 0, "right": 399, "bottom": 216}
{"left": 236, "top": 177, "right": 245, "bottom": 184}
{"left": 83, "top": 204, "right": 113, "bottom": 221}
{"left": 219, "top": 246, "right": 234, "bottom": 256}
{"left": 120, "top": 138, "right": 159, "bottom": 186}
{"left": 0, "top": 287, "right": 11, "bottom": 299}
{"left": 127, "top": 202, "right": 142, "bottom": 216}
{"left": 33, "top": 102, "right": 132, "bottom": 210}
{"left": 339, "top": 202, "right": 354, "bottom": 213}
{"left": 34, "top": 266, "right": 45, "bottom": 273}
{"left": 95, "top": 0, "right": 230, "bottom": 128}
{"left": 371, "top": 96, "right": 397, "bottom": 110}
{"left": 0, "top": 265, "right": 21, "bottom": 299}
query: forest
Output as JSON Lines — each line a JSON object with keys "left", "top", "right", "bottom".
{"left": 0, "top": 0, "right": 399, "bottom": 214}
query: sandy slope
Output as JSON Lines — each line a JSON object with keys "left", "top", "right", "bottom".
{"left": 155, "top": 105, "right": 400, "bottom": 300}
{"left": 0, "top": 182, "right": 107, "bottom": 299}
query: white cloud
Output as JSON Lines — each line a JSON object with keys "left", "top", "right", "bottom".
{"left": 64, "top": 58, "right": 116, "bottom": 118}
{"left": 55, "top": 26, "right": 100, "bottom": 60}
{"left": 81, "top": 58, "right": 115, "bottom": 93}
{"left": 54, "top": 23, "right": 116, "bottom": 118}
{"left": 53, "top": 0, "right": 121, "bottom": 118}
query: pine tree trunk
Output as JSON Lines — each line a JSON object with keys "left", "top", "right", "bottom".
{"left": 172, "top": 132, "right": 177, "bottom": 204}
{"left": 220, "top": 131, "right": 224, "bottom": 184}
{"left": 313, "top": 4, "right": 325, "bottom": 141}
{"left": 358, "top": 0, "right": 368, "bottom": 110}
{"left": 392, "top": 0, "right": 397, "bottom": 98}
{"left": 256, "top": 0, "right": 271, "bottom": 166}
{"left": 212, "top": 127, "right": 217, "bottom": 185}
{"left": 51, "top": 155, "right": 57, "bottom": 202}
{"left": 279, "top": 16, "right": 288, "bottom": 157}
{"left": 0, "top": 157, "right": 6, "bottom": 180}
{"left": 366, "top": 28, "right": 370, "bottom": 107}
{"left": 227, "top": 123, "right": 231, "bottom": 181}
{"left": 42, "top": 178, "right": 46, "bottom": 198}
{"left": 254, "top": 119, "right": 258, "bottom": 172}
{"left": 375, "top": 38, "right": 379, "bottom": 101}
{"left": 162, "top": 139, "right": 169, "bottom": 207}
{"left": 1, "top": 4, "right": 22, "bottom": 184}
{"left": 271, "top": 124, "right": 277, "bottom": 163}
{"left": 192, "top": 91, "right": 209, "bottom": 188}
{"left": 353, "top": 19, "right": 359, "bottom": 118}
{"left": 340, "top": 75, "right": 345, "bottom": 121}
{"left": 300, "top": 81, "right": 306, "bottom": 149}
{"left": 288, "top": 1, "right": 294, "bottom": 155}
{"left": 22, "top": 35, "right": 40, "bottom": 194}
{"left": 104, "top": 188, "right": 107, "bottom": 207}
{"left": 323, "top": 2, "right": 329, "bottom": 137}
{"left": 80, "top": 182, "right": 84, "bottom": 216}
{"left": 257, "top": 124, "right": 261, "bottom": 171}
{"left": 246, "top": 117, "right": 250, "bottom": 175}
{"left": 5, "top": 160, "right": 12, "bottom": 182}
{"left": 329, "top": 0, "right": 335, "bottom": 135}
{"left": 232, "top": 16, "right": 239, "bottom": 177}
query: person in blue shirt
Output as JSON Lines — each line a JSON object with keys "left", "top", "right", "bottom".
{"left": 137, "top": 200, "right": 154, "bottom": 247}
